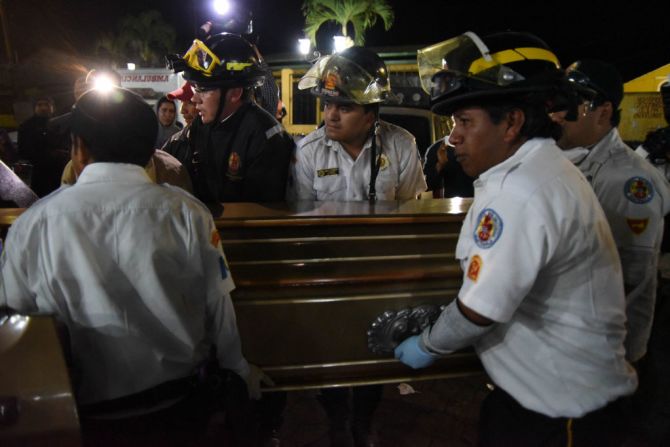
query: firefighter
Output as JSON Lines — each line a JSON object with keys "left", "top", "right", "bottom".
{"left": 289, "top": 46, "right": 426, "bottom": 203}
{"left": 395, "top": 31, "right": 637, "bottom": 446}
{"left": 169, "top": 32, "right": 294, "bottom": 207}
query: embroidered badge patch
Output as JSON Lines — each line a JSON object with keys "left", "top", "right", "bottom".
{"left": 467, "top": 255, "right": 482, "bottom": 282}
{"left": 211, "top": 230, "right": 221, "bottom": 248}
{"left": 317, "top": 167, "right": 339, "bottom": 177}
{"left": 228, "top": 152, "right": 241, "bottom": 176}
{"left": 377, "top": 154, "right": 390, "bottom": 171}
{"left": 473, "top": 208, "right": 503, "bottom": 249}
{"left": 624, "top": 176, "right": 654, "bottom": 204}
{"left": 219, "top": 256, "right": 229, "bottom": 280}
{"left": 627, "top": 218, "right": 649, "bottom": 235}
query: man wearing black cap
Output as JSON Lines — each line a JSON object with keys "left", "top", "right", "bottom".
{"left": 395, "top": 32, "right": 636, "bottom": 445}
{"left": 0, "top": 86, "right": 265, "bottom": 445}
{"left": 551, "top": 59, "right": 670, "bottom": 365}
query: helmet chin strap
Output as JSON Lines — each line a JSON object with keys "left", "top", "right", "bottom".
{"left": 368, "top": 117, "right": 382, "bottom": 203}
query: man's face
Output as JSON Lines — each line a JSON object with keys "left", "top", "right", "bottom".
{"left": 158, "top": 101, "right": 176, "bottom": 127}
{"left": 34, "top": 100, "right": 53, "bottom": 118}
{"left": 181, "top": 101, "right": 197, "bottom": 125}
{"left": 191, "top": 86, "right": 221, "bottom": 124}
{"left": 551, "top": 100, "right": 602, "bottom": 149}
{"left": 447, "top": 107, "right": 511, "bottom": 178}
{"left": 323, "top": 101, "right": 374, "bottom": 145}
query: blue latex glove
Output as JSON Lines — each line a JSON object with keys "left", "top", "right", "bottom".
{"left": 394, "top": 335, "right": 436, "bottom": 369}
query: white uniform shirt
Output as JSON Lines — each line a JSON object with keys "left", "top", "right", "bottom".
{"left": 569, "top": 129, "right": 670, "bottom": 362}
{"left": 443, "top": 138, "right": 636, "bottom": 417}
{"left": 0, "top": 163, "right": 248, "bottom": 404}
{"left": 289, "top": 121, "right": 427, "bottom": 201}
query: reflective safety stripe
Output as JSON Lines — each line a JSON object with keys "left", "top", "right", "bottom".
{"left": 469, "top": 47, "right": 560, "bottom": 74}
{"left": 265, "top": 124, "right": 283, "bottom": 140}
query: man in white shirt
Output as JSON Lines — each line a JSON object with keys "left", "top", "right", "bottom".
{"left": 0, "top": 86, "right": 262, "bottom": 445}
{"left": 552, "top": 59, "right": 670, "bottom": 363}
{"left": 395, "top": 31, "right": 636, "bottom": 446}
{"left": 289, "top": 46, "right": 426, "bottom": 203}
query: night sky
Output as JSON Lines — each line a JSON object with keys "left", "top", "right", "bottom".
{"left": 3, "top": 0, "right": 669, "bottom": 81}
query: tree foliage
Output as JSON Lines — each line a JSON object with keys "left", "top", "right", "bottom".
{"left": 302, "top": 0, "right": 394, "bottom": 47}
{"left": 95, "top": 10, "right": 176, "bottom": 68}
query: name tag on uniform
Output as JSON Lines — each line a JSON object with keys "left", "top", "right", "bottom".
{"left": 317, "top": 168, "right": 339, "bottom": 177}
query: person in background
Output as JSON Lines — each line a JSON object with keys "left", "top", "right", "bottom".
{"left": 155, "top": 96, "right": 180, "bottom": 148}
{"left": 0, "top": 86, "right": 270, "bottom": 446}
{"left": 290, "top": 46, "right": 426, "bottom": 203}
{"left": 551, "top": 59, "right": 670, "bottom": 365}
{"left": 17, "top": 95, "right": 67, "bottom": 197}
{"left": 552, "top": 60, "right": 670, "bottom": 446}
{"left": 423, "top": 136, "right": 474, "bottom": 198}
{"left": 162, "top": 82, "right": 197, "bottom": 174}
{"left": 289, "top": 46, "right": 426, "bottom": 447}
{"left": 395, "top": 31, "right": 636, "bottom": 446}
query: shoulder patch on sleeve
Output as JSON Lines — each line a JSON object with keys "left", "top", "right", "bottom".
{"left": 626, "top": 218, "right": 649, "bottom": 235}
{"left": 467, "top": 255, "right": 482, "bottom": 282}
{"left": 219, "top": 256, "right": 229, "bottom": 279}
{"left": 473, "top": 208, "right": 503, "bottom": 249}
{"left": 624, "top": 176, "right": 654, "bottom": 204}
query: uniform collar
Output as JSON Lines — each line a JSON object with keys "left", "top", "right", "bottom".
{"left": 476, "top": 138, "right": 552, "bottom": 186}
{"left": 583, "top": 128, "right": 624, "bottom": 164}
{"left": 77, "top": 162, "right": 152, "bottom": 185}
{"left": 324, "top": 128, "right": 374, "bottom": 154}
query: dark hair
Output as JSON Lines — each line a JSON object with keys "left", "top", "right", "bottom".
{"left": 156, "top": 96, "right": 176, "bottom": 113}
{"left": 479, "top": 95, "right": 562, "bottom": 141}
{"left": 71, "top": 87, "right": 157, "bottom": 167}
{"left": 363, "top": 103, "right": 380, "bottom": 116}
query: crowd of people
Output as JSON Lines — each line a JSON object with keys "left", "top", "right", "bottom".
{"left": 1, "top": 18, "right": 669, "bottom": 447}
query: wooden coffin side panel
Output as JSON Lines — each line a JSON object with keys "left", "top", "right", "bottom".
{"left": 0, "top": 315, "right": 81, "bottom": 446}
{"left": 219, "top": 205, "right": 482, "bottom": 391}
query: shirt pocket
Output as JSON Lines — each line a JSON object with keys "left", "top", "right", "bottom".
{"left": 374, "top": 171, "right": 398, "bottom": 200}
{"left": 314, "top": 175, "right": 346, "bottom": 200}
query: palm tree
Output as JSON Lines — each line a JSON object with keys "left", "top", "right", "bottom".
{"left": 302, "top": 0, "right": 394, "bottom": 47}
{"left": 95, "top": 10, "right": 176, "bottom": 68}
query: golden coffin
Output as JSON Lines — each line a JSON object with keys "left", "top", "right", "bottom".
{"left": 0, "top": 199, "right": 481, "bottom": 399}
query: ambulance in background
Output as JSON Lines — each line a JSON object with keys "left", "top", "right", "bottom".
{"left": 118, "top": 68, "right": 188, "bottom": 126}
{"left": 620, "top": 65, "right": 670, "bottom": 145}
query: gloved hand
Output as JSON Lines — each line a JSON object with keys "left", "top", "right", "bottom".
{"left": 394, "top": 335, "right": 437, "bottom": 369}
{"left": 245, "top": 363, "right": 275, "bottom": 400}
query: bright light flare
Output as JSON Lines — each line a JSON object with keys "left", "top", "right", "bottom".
{"left": 333, "top": 35, "right": 353, "bottom": 53}
{"left": 213, "top": 0, "right": 231, "bottom": 16}
{"left": 93, "top": 74, "right": 116, "bottom": 94}
{"left": 298, "top": 38, "right": 311, "bottom": 56}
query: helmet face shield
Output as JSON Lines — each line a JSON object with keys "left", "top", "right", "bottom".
{"left": 183, "top": 40, "right": 223, "bottom": 76}
{"left": 419, "top": 31, "right": 562, "bottom": 115}
{"left": 299, "top": 54, "right": 391, "bottom": 104}
{"left": 177, "top": 34, "right": 264, "bottom": 88}
{"left": 418, "top": 32, "right": 560, "bottom": 96}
